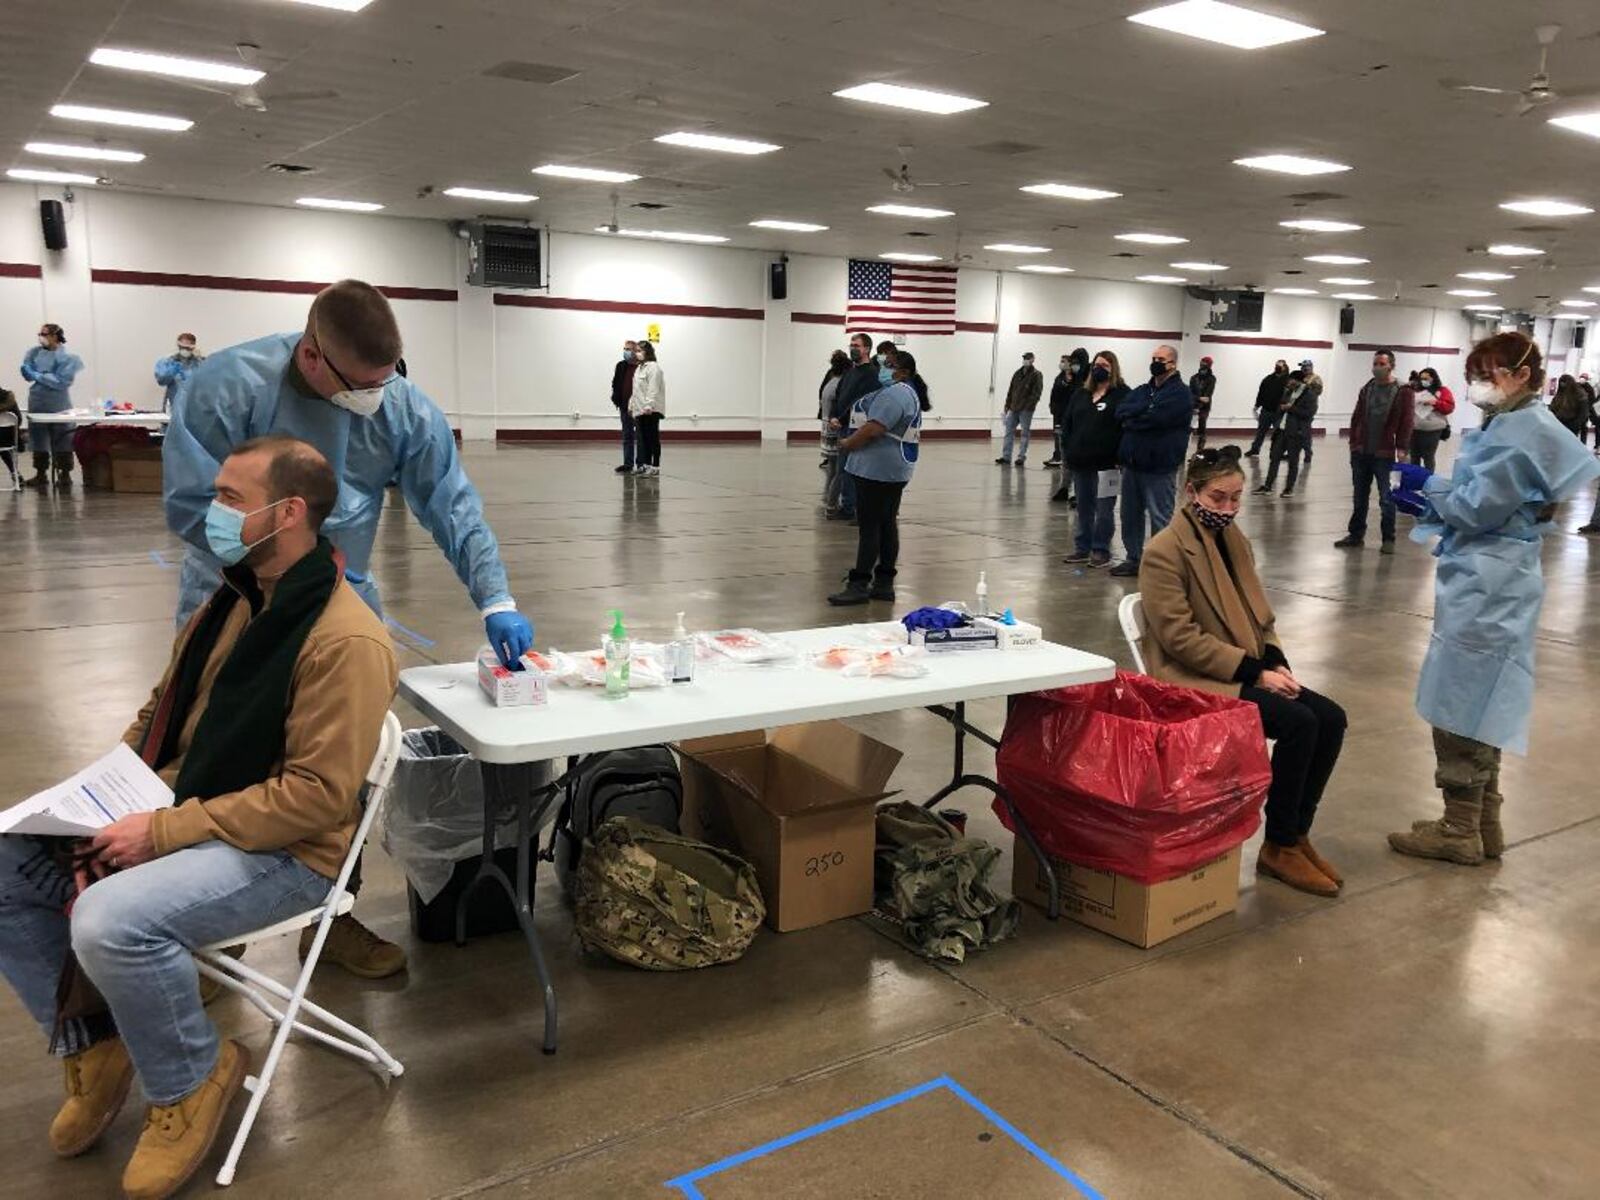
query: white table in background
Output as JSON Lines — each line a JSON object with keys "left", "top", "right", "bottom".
{"left": 25, "top": 409, "right": 170, "bottom": 426}
{"left": 398, "top": 624, "right": 1116, "bottom": 1053}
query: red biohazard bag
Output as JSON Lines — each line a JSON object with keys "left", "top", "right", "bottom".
{"left": 994, "top": 671, "right": 1271, "bottom": 884}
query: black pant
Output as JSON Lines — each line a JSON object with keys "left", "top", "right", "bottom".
{"left": 849, "top": 477, "right": 906, "bottom": 585}
{"left": 618, "top": 405, "right": 636, "bottom": 468}
{"left": 1247, "top": 410, "right": 1280, "bottom": 454}
{"left": 1240, "top": 684, "right": 1347, "bottom": 846}
{"left": 1193, "top": 404, "right": 1210, "bottom": 448}
{"left": 1348, "top": 453, "right": 1396, "bottom": 542}
{"left": 1409, "top": 429, "right": 1443, "bottom": 473}
{"left": 636, "top": 413, "right": 662, "bottom": 467}
{"left": 1264, "top": 430, "right": 1305, "bottom": 491}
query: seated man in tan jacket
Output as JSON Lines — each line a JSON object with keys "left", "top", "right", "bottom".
{"left": 0, "top": 434, "right": 396, "bottom": 1200}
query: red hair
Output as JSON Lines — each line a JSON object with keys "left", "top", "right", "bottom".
{"left": 1465, "top": 331, "right": 1544, "bottom": 390}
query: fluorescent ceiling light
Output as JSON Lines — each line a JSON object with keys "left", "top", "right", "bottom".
{"left": 985, "top": 243, "right": 1049, "bottom": 254}
{"left": 749, "top": 219, "right": 828, "bottom": 232}
{"left": 1498, "top": 198, "right": 1593, "bottom": 217}
{"left": 598, "top": 227, "right": 728, "bottom": 244}
{"left": 7, "top": 167, "right": 99, "bottom": 185}
{"left": 1279, "top": 218, "right": 1363, "bottom": 232}
{"left": 25, "top": 141, "right": 144, "bottom": 163}
{"left": 867, "top": 203, "right": 954, "bottom": 218}
{"left": 1582, "top": 286, "right": 1600, "bottom": 294}
{"left": 1128, "top": 1, "right": 1324, "bottom": 49}
{"left": 1559, "top": 299, "right": 1597, "bottom": 307}
{"left": 1021, "top": 182, "right": 1121, "bottom": 201}
{"left": 49, "top": 103, "right": 191, "bottom": 132}
{"left": 832, "top": 82, "right": 987, "bottom": 115}
{"left": 443, "top": 186, "right": 536, "bottom": 203}
{"left": 1332, "top": 292, "right": 1378, "bottom": 301}
{"left": 1117, "top": 232, "right": 1188, "bottom": 245}
{"left": 1235, "top": 154, "right": 1350, "bottom": 176}
{"left": 1447, "top": 288, "right": 1495, "bottom": 297}
{"left": 1553, "top": 312, "right": 1593, "bottom": 321}
{"left": 1017, "top": 264, "right": 1074, "bottom": 274}
{"left": 1487, "top": 243, "right": 1542, "bottom": 257}
{"left": 89, "top": 47, "right": 264, "bottom": 86}
{"left": 281, "top": 0, "right": 376, "bottom": 9}
{"left": 533, "top": 164, "right": 640, "bottom": 183}
{"left": 1464, "top": 304, "right": 1503, "bottom": 312}
{"left": 1273, "top": 287, "right": 1319, "bottom": 295}
{"left": 654, "top": 131, "right": 781, "bottom": 155}
{"left": 879, "top": 252, "right": 941, "bottom": 262}
{"left": 1171, "top": 260, "right": 1228, "bottom": 271}
{"left": 1321, "top": 276, "right": 1372, "bottom": 285}
{"left": 1304, "top": 254, "right": 1369, "bottom": 265}
{"left": 1548, "top": 111, "right": 1600, "bottom": 139}
{"left": 1137, "top": 274, "right": 1187, "bottom": 284}
{"left": 297, "top": 197, "right": 383, "bottom": 212}
{"left": 1457, "top": 271, "right": 1514, "bottom": 281}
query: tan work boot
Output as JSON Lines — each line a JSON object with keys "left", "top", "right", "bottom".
{"left": 50, "top": 1036, "right": 135, "bottom": 1157}
{"left": 1479, "top": 787, "right": 1505, "bottom": 860}
{"left": 196, "top": 946, "right": 245, "bottom": 1006}
{"left": 1389, "top": 790, "right": 1484, "bottom": 865}
{"left": 1296, "top": 836, "right": 1343, "bottom": 888}
{"left": 299, "top": 913, "right": 407, "bottom": 979}
{"left": 1256, "top": 843, "right": 1340, "bottom": 897}
{"left": 122, "top": 1039, "right": 248, "bottom": 1200}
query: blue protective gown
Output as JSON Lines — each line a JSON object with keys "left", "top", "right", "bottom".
{"left": 21, "top": 345, "right": 83, "bottom": 453}
{"left": 1412, "top": 402, "right": 1600, "bottom": 753}
{"left": 153, "top": 353, "right": 200, "bottom": 410}
{"left": 163, "top": 332, "right": 513, "bottom": 626}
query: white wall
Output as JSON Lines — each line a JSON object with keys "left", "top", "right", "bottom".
{"left": 0, "top": 182, "right": 1491, "bottom": 440}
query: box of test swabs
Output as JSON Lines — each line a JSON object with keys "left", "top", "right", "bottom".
{"left": 476, "top": 648, "right": 549, "bottom": 707}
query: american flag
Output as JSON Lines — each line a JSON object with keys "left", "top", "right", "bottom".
{"left": 846, "top": 259, "right": 959, "bottom": 335}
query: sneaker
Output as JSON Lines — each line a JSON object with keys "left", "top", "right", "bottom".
{"left": 1333, "top": 535, "right": 1364, "bottom": 549}
{"left": 1089, "top": 551, "right": 1113, "bottom": 569}
{"left": 614, "top": 464, "right": 632, "bottom": 474}
{"left": 50, "top": 1037, "right": 134, "bottom": 1158}
{"left": 1251, "top": 484, "right": 1272, "bottom": 495}
{"left": 300, "top": 913, "right": 408, "bottom": 979}
{"left": 1280, "top": 488, "right": 1295, "bottom": 498}
{"left": 631, "top": 466, "right": 647, "bottom": 475}
{"left": 1014, "top": 459, "right": 1026, "bottom": 467}
{"left": 1061, "top": 551, "right": 1091, "bottom": 565}
{"left": 993, "top": 457, "right": 1008, "bottom": 466}
{"left": 828, "top": 581, "right": 871, "bottom": 606}
{"left": 1108, "top": 560, "right": 1139, "bottom": 578}
{"left": 1244, "top": 449, "right": 1260, "bottom": 458}
{"left": 1042, "top": 457, "right": 1061, "bottom": 468}
{"left": 1580, "top": 524, "right": 1600, "bottom": 534}
{"left": 121, "top": 1040, "right": 248, "bottom": 1200}
{"left": 1380, "top": 539, "right": 1396, "bottom": 555}
{"left": 1050, "top": 488, "right": 1073, "bottom": 504}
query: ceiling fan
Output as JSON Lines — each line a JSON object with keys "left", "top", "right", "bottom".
{"left": 882, "top": 144, "right": 969, "bottom": 193}
{"left": 171, "top": 42, "right": 339, "bottom": 112}
{"left": 1441, "top": 24, "right": 1600, "bottom": 116}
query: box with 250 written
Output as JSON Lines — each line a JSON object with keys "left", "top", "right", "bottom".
{"left": 674, "top": 722, "right": 902, "bottom": 932}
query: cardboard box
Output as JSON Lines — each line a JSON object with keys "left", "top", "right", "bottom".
{"left": 109, "top": 446, "right": 163, "bottom": 494}
{"left": 908, "top": 625, "right": 999, "bottom": 652}
{"left": 476, "top": 649, "right": 549, "bottom": 707}
{"left": 1011, "top": 838, "right": 1241, "bottom": 948}
{"left": 974, "top": 615, "right": 1042, "bottom": 650}
{"left": 676, "top": 722, "right": 901, "bottom": 931}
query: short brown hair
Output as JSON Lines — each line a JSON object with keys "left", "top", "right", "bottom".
{"left": 1465, "top": 330, "right": 1544, "bottom": 391}
{"left": 233, "top": 435, "right": 339, "bottom": 532}
{"left": 309, "top": 279, "right": 402, "bottom": 370}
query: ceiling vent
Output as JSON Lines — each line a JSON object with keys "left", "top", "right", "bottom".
{"left": 904, "top": 230, "right": 933, "bottom": 238}
{"left": 631, "top": 201, "right": 669, "bottom": 210}
{"left": 481, "top": 61, "right": 580, "bottom": 85}
{"left": 1285, "top": 190, "right": 1347, "bottom": 203}
{"left": 636, "top": 176, "right": 724, "bottom": 193}
{"left": 1512, "top": 224, "right": 1565, "bottom": 234}
{"left": 1110, "top": 251, "right": 1141, "bottom": 259}
{"left": 970, "top": 140, "right": 1043, "bottom": 156}
{"left": 1281, "top": 268, "right": 1304, "bottom": 275}
{"left": 265, "top": 162, "right": 315, "bottom": 174}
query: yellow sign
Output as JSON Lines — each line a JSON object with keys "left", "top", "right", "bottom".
{"left": 646, "top": 322, "right": 662, "bottom": 343}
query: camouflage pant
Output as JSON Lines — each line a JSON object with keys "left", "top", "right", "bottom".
{"left": 1433, "top": 727, "right": 1501, "bottom": 799}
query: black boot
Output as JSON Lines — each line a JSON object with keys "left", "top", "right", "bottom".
{"left": 868, "top": 577, "right": 896, "bottom": 602}
{"left": 828, "top": 578, "right": 871, "bottom": 606}
{"left": 52, "top": 453, "right": 73, "bottom": 489}
{"left": 26, "top": 452, "right": 50, "bottom": 488}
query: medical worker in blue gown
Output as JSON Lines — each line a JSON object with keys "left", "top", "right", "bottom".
{"left": 1388, "top": 331, "right": 1599, "bottom": 866}
{"left": 162, "top": 279, "right": 535, "bottom": 978}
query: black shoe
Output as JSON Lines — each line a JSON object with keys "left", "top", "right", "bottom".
{"left": 1280, "top": 488, "right": 1295, "bottom": 498}
{"left": 1579, "top": 523, "right": 1600, "bottom": 534}
{"left": 1089, "top": 551, "right": 1113, "bottom": 568}
{"left": 1244, "top": 450, "right": 1260, "bottom": 458}
{"left": 1051, "top": 489, "right": 1074, "bottom": 504}
{"left": 868, "top": 583, "right": 896, "bottom": 602}
{"left": 994, "top": 457, "right": 1008, "bottom": 465}
{"left": 1251, "top": 485, "right": 1272, "bottom": 495}
{"left": 828, "top": 582, "right": 871, "bottom": 606}
{"left": 1380, "top": 540, "right": 1396, "bottom": 556}
{"left": 1014, "top": 459, "right": 1026, "bottom": 467}
{"left": 1062, "top": 551, "right": 1091, "bottom": 565}
{"left": 614, "top": 464, "right": 633, "bottom": 474}
{"left": 1043, "top": 458, "right": 1061, "bottom": 468}
{"left": 1334, "top": 536, "right": 1364, "bottom": 549}
{"left": 1108, "top": 560, "right": 1138, "bottom": 578}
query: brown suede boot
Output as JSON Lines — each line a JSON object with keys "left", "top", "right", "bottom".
{"left": 50, "top": 1036, "right": 135, "bottom": 1157}
{"left": 1256, "top": 843, "right": 1340, "bottom": 897}
{"left": 299, "top": 914, "right": 407, "bottom": 980}
{"left": 122, "top": 1039, "right": 248, "bottom": 1200}
{"left": 1480, "top": 781, "right": 1505, "bottom": 860}
{"left": 1389, "top": 789, "right": 1484, "bottom": 865}
{"left": 1296, "top": 837, "right": 1343, "bottom": 888}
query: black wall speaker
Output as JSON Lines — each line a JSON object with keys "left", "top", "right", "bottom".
{"left": 769, "top": 260, "right": 787, "bottom": 301}
{"left": 1575, "top": 323, "right": 1587, "bottom": 350}
{"left": 1339, "top": 303, "right": 1356, "bottom": 335}
{"left": 40, "top": 200, "right": 67, "bottom": 251}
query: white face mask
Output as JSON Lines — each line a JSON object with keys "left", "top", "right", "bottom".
{"left": 1466, "top": 379, "right": 1502, "bottom": 410}
{"left": 329, "top": 386, "right": 386, "bottom": 417}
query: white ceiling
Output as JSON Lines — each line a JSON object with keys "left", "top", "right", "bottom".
{"left": 8, "top": 0, "right": 1600, "bottom": 311}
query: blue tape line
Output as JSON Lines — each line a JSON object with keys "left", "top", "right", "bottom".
{"left": 941, "top": 1077, "right": 1104, "bottom": 1199}
{"left": 148, "top": 550, "right": 173, "bottom": 570}
{"left": 383, "top": 615, "right": 436, "bottom": 649}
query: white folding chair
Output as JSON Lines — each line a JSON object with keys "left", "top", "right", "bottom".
{"left": 196, "top": 711, "right": 404, "bottom": 1187}
{"left": 1117, "top": 591, "right": 1148, "bottom": 674}
{"left": 0, "top": 412, "right": 20, "bottom": 491}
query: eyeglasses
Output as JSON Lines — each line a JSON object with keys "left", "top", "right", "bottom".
{"left": 313, "top": 331, "right": 398, "bottom": 392}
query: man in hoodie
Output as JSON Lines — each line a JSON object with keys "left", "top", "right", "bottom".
{"left": 1110, "top": 344, "right": 1193, "bottom": 577}
{"left": 1246, "top": 360, "right": 1289, "bottom": 456}
{"left": 1043, "top": 348, "right": 1087, "bottom": 468}
{"left": 1187, "top": 355, "right": 1217, "bottom": 449}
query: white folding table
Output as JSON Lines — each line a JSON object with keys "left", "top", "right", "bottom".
{"left": 25, "top": 409, "right": 171, "bottom": 426}
{"left": 398, "top": 624, "right": 1115, "bottom": 1053}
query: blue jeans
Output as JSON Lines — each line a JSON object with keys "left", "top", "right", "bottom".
{"left": 1348, "top": 453, "right": 1396, "bottom": 542}
{"left": 1070, "top": 468, "right": 1117, "bottom": 555}
{"left": 0, "top": 837, "right": 328, "bottom": 1103}
{"left": 1001, "top": 410, "right": 1033, "bottom": 461}
{"left": 1119, "top": 468, "right": 1177, "bottom": 564}
{"left": 618, "top": 405, "right": 636, "bottom": 468}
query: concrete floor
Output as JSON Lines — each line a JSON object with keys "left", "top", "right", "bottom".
{"left": 3, "top": 434, "right": 1598, "bottom": 1199}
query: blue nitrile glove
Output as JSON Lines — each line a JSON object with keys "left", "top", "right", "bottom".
{"left": 1392, "top": 488, "right": 1428, "bottom": 517}
{"left": 485, "top": 610, "right": 535, "bottom": 670}
{"left": 902, "top": 606, "right": 966, "bottom": 632}
{"left": 20, "top": 365, "right": 37, "bottom": 383}
{"left": 1395, "top": 462, "right": 1432, "bottom": 491}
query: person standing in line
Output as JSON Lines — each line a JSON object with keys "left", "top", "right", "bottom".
{"left": 819, "top": 349, "right": 850, "bottom": 500}
{"left": 20, "top": 323, "right": 83, "bottom": 489}
{"left": 1577, "top": 372, "right": 1599, "bottom": 452}
{"left": 1109, "top": 344, "right": 1192, "bottom": 577}
{"left": 1245, "top": 360, "right": 1289, "bottom": 456}
{"left": 826, "top": 333, "right": 883, "bottom": 520}
{"left": 1044, "top": 347, "right": 1089, "bottom": 468}
{"left": 997, "top": 351, "right": 1043, "bottom": 466}
{"left": 1187, "top": 355, "right": 1217, "bottom": 449}
{"left": 629, "top": 340, "right": 666, "bottom": 476}
{"left": 829, "top": 350, "right": 922, "bottom": 606}
{"left": 611, "top": 338, "right": 639, "bottom": 475}
{"left": 1335, "top": 348, "right": 1414, "bottom": 554}
{"left": 1296, "top": 359, "right": 1321, "bottom": 462}
{"left": 1059, "top": 350, "right": 1127, "bottom": 569}
{"left": 1408, "top": 366, "right": 1455, "bottom": 472}
{"left": 1389, "top": 332, "right": 1599, "bottom": 864}
{"left": 1550, "top": 373, "right": 1589, "bottom": 441}
{"left": 0, "top": 383, "right": 18, "bottom": 483}
{"left": 1254, "top": 366, "right": 1319, "bottom": 497}
{"left": 153, "top": 333, "right": 204, "bottom": 412}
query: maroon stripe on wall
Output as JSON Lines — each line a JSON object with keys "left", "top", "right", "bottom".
{"left": 1199, "top": 334, "right": 1333, "bottom": 350}
{"left": 497, "top": 428, "right": 759, "bottom": 443}
{"left": 0, "top": 262, "right": 42, "bottom": 279}
{"left": 785, "top": 428, "right": 987, "bottom": 442}
{"left": 956, "top": 321, "right": 997, "bottom": 333}
{"left": 1020, "top": 323, "right": 1183, "bottom": 340}
{"left": 494, "top": 294, "right": 763, "bottom": 320}
{"left": 1347, "top": 341, "right": 1461, "bottom": 356}
{"left": 90, "top": 268, "right": 457, "bottom": 301}
{"left": 792, "top": 311, "right": 843, "bottom": 325}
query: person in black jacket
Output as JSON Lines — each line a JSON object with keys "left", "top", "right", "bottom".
{"left": 1111, "top": 344, "right": 1193, "bottom": 576}
{"left": 610, "top": 339, "right": 639, "bottom": 474}
{"left": 1254, "top": 368, "right": 1319, "bottom": 496}
{"left": 826, "top": 333, "right": 882, "bottom": 519}
{"left": 1188, "top": 355, "right": 1217, "bottom": 449}
{"left": 1060, "top": 351, "right": 1128, "bottom": 568}
{"left": 1246, "top": 360, "right": 1289, "bottom": 456}
{"left": 1044, "top": 348, "right": 1089, "bottom": 468}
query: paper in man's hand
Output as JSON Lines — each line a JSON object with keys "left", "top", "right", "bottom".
{"left": 0, "top": 744, "right": 175, "bottom": 837}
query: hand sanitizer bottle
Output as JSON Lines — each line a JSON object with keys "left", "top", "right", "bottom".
{"left": 604, "top": 610, "right": 630, "bottom": 699}
{"left": 670, "top": 611, "right": 695, "bottom": 684}
{"left": 975, "top": 570, "right": 989, "bottom": 617}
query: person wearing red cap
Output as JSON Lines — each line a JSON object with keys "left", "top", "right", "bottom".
{"left": 1188, "top": 355, "right": 1217, "bottom": 449}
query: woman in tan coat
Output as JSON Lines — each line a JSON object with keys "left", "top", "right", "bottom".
{"left": 1139, "top": 446, "right": 1348, "bottom": 897}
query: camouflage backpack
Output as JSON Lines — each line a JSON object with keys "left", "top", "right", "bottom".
{"left": 575, "top": 816, "right": 765, "bottom": 970}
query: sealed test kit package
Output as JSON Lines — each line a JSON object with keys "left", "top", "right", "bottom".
{"left": 995, "top": 671, "right": 1271, "bottom": 884}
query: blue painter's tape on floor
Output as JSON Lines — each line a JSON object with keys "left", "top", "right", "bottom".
{"left": 664, "top": 1074, "right": 1100, "bottom": 1198}
{"left": 148, "top": 550, "right": 174, "bottom": 570}
{"left": 383, "top": 615, "right": 436, "bottom": 649}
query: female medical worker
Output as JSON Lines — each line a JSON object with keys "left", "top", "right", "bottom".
{"left": 20, "top": 322, "right": 83, "bottom": 488}
{"left": 1389, "top": 331, "right": 1599, "bottom": 865}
